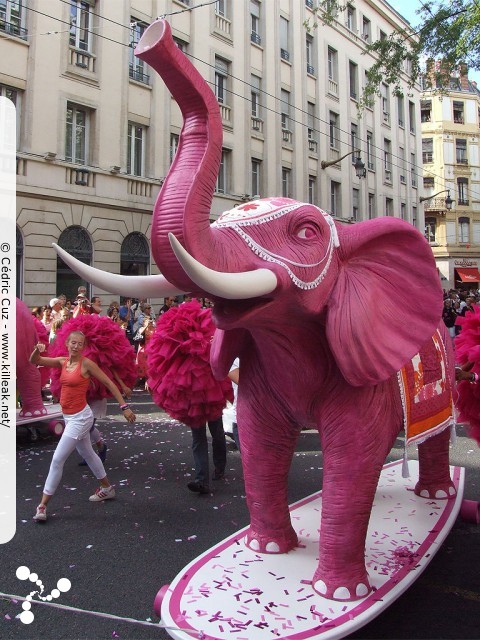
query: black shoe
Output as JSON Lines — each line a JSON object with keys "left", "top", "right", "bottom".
{"left": 187, "top": 481, "right": 210, "bottom": 494}
{"left": 212, "top": 469, "right": 225, "bottom": 481}
{"left": 98, "top": 443, "right": 108, "bottom": 463}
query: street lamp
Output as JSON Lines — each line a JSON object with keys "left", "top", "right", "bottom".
{"left": 419, "top": 189, "right": 454, "bottom": 211}
{"left": 321, "top": 149, "right": 366, "bottom": 178}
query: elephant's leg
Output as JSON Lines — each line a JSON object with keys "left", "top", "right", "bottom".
{"left": 242, "top": 409, "right": 299, "bottom": 554}
{"left": 415, "top": 427, "right": 456, "bottom": 499}
{"left": 311, "top": 451, "right": 382, "bottom": 601}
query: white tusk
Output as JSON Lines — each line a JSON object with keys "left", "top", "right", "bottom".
{"left": 169, "top": 234, "right": 277, "bottom": 300}
{"left": 53, "top": 243, "right": 184, "bottom": 298}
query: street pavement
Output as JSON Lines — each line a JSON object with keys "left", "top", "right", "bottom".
{"left": 2, "top": 390, "right": 479, "bottom": 640}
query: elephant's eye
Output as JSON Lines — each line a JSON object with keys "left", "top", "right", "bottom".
{"left": 297, "top": 226, "right": 316, "bottom": 240}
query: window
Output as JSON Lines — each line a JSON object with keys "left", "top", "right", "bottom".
{"left": 307, "top": 102, "right": 317, "bottom": 152}
{"left": 349, "top": 61, "right": 358, "bottom": 100}
{"left": 368, "top": 193, "right": 375, "bottom": 219}
{"left": 251, "top": 159, "right": 261, "bottom": 197}
{"left": 346, "top": 4, "right": 356, "bottom": 31}
{"left": 215, "top": 57, "right": 229, "bottom": 105}
{"left": 306, "top": 35, "right": 314, "bottom": 75}
{"left": 422, "top": 138, "right": 433, "bottom": 163}
{"left": 350, "top": 123, "right": 358, "bottom": 161}
{"left": 456, "top": 139, "right": 467, "bottom": 164}
{"left": 0, "top": 84, "right": 21, "bottom": 147}
{"left": 386, "top": 198, "right": 393, "bottom": 217}
{"left": 425, "top": 217, "right": 436, "bottom": 243}
{"left": 379, "top": 29, "right": 387, "bottom": 41}
{"left": 0, "top": 0, "right": 27, "bottom": 38}
{"left": 329, "top": 111, "right": 339, "bottom": 149}
{"left": 170, "top": 133, "right": 179, "bottom": 165}
{"left": 383, "top": 138, "right": 392, "bottom": 180}
{"left": 215, "top": 0, "right": 227, "bottom": 17}
{"left": 280, "top": 16, "right": 289, "bottom": 61}
{"left": 127, "top": 122, "right": 146, "bottom": 176}
{"left": 251, "top": 75, "right": 261, "bottom": 118}
{"left": 308, "top": 176, "right": 317, "bottom": 204}
{"left": 411, "top": 152, "right": 417, "bottom": 187}
{"left": 459, "top": 217, "right": 470, "bottom": 243}
{"left": 121, "top": 232, "right": 150, "bottom": 279}
{"left": 412, "top": 206, "right": 417, "bottom": 227}
{"left": 408, "top": 101, "right": 416, "bottom": 133}
{"left": 70, "top": 0, "right": 93, "bottom": 52}
{"left": 173, "top": 37, "right": 188, "bottom": 53}
{"left": 330, "top": 181, "right": 340, "bottom": 216}
{"left": 399, "top": 147, "right": 405, "bottom": 183}
{"left": 130, "top": 20, "right": 149, "bottom": 84}
{"left": 423, "top": 176, "right": 435, "bottom": 190}
{"left": 66, "top": 104, "right": 89, "bottom": 164}
{"left": 57, "top": 226, "right": 92, "bottom": 300}
{"left": 401, "top": 203, "right": 406, "bottom": 220}
{"left": 421, "top": 100, "right": 431, "bottom": 123}
{"left": 397, "top": 95, "right": 404, "bottom": 127}
{"left": 352, "top": 188, "right": 359, "bottom": 221}
{"left": 362, "top": 17, "right": 370, "bottom": 42}
{"left": 366, "top": 131, "right": 374, "bottom": 170}
{"left": 216, "top": 149, "right": 230, "bottom": 194}
{"left": 381, "top": 84, "right": 390, "bottom": 123}
{"left": 250, "top": 0, "right": 261, "bottom": 44}
{"left": 281, "top": 89, "right": 291, "bottom": 136}
{"left": 457, "top": 178, "right": 469, "bottom": 206}
{"left": 282, "top": 167, "right": 291, "bottom": 198}
{"left": 327, "top": 47, "right": 338, "bottom": 82}
{"left": 453, "top": 101, "right": 464, "bottom": 124}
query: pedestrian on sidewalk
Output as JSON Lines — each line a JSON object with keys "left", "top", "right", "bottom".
{"left": 29, "top": 331, "right": 136, "bottom": 522}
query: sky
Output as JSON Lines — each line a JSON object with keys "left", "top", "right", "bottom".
{"left": 387, "top": 0, "right": 479, "bottom": 84}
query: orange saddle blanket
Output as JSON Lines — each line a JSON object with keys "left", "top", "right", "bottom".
{"left": 398, "top": 329, "right": 453, "bottom": 446}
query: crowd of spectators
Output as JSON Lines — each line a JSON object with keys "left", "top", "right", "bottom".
{"left": 442, "top": 288, "right": 480, "bottom": 340}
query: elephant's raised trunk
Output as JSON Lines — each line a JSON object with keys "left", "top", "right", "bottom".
{"left": 135, "top": 20, "right": 222, "bottom": 291}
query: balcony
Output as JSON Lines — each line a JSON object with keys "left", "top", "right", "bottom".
{"left": 382, "top": 111, "right": 390, "bottom": 124}
{"left": 280, "top": 48, "right": 290, "bottom": 62}
{"left": 219, "top": 103, "right": 231, "bottom": 123}
{"left": 129, "top": 65, "right": 150, "bottom": 85}
{"left": 307, "top": 64, "right": 315, "bottom": 75}
{"left": 215, "top": 13, "right": 231, "bottom": 36}
{"left": 328, "top": 78, "right": 338, "bottom": 96}
{"left": 308, "top": 139, "right": 318, "bottom": 154}
{"left": 69, "top": 47, "right": 96, "bottom": 73}
{"left": 66, "top": 167, "right": 95, "bottom": 187}
{"left": 305, "top": 0, "right": 314, "bottom": 7}
{"left": 400, "top": 175, "right": 406, "bottom": 184}
{"left": 422, "top": 152, "right": 433, "bottom": 164}
{"left": 456, "top": 155, "right": 468, "bottom": 165}
{"left": 384, "top": 169, "right": 392, "bottom": 183}
{"left": 0, "top": 20, "right": 28, "bottom": 39}
{"left": 458, "top": 198, "right": 469, "bottom": 206}
{"left": 251, "top": 32, "right": 261, "bottom": 45}
{"left": 282, "top": 129, "right": 292, "bottom": 144}
{"left": 251, "top": 117, "right": 263, "bottom": 133}
{"left": 128, "top": 178, "right": 153, "bottom": 198}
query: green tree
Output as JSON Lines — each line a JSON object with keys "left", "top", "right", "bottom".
{"left": 305, "top": 0, "right": 479, "bottom": 111}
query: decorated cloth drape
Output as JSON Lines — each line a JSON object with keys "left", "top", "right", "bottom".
{"left": 146, "top": 301, "right": 233, "bottom": 428}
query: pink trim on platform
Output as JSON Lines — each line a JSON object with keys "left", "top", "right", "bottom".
{"left": 163, "top": 460, "right": 464, "bottom": 640}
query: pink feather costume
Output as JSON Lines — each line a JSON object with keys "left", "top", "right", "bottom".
{"left": 146, "top": 301, "right": 233, "bottom": 428}
{"left": 49, "top": 314, "right": 137, "bottom": 402}
{"left": 33, "top": 317, "right": 51, "bottom": 387}
{"left": 454, "top": 305, "right": 480, "bottom": 445}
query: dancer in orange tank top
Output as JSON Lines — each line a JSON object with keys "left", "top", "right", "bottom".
{"left": 29, "top": 331, "right": 136, "bottom": 522}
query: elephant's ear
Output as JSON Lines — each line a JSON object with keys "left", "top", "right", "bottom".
{"left": 326, "top": 218, "right": 443, "bottom": 387}
{"left": 210, "top": 328, "right": 249, "bottom": 380}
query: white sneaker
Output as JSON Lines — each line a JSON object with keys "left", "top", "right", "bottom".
{"left": 33, "top": 504, "right": 47, "bottom": 521}
{"left": 89, "top": 485, "right": 116, "bottom": 502}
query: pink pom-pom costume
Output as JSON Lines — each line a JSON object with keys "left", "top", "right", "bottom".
{"left": 49, "top": 314, "right": 137, "bottom": 403}
{"left": 146, "top": 301, "right": 233, "bottom": 428}
{"left": 454, "top": 305, "right": 480, "bottom": 445}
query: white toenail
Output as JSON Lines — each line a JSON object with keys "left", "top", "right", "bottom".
{"left": 420, "top": 490, "right": 429, "bottom": 498}
{"left": 435, "top": 490, "right": 447, "bottom": 499}
{"left": 356, "top": 583, "right": 369, "bottom": 597}
{"left": 249, "top": 539, "right": 260, "bottom": 551}
{"left": 448, "top": 487, "right": 456, "bottom": 495}
{"left": 265, "top": 542, "right": 280, "bottom": 553}
{"left": 333, "top": 587, "right": 351, "bottom": 600}
{"left": 314, "top": 580, "right": 327, "bottom": 595}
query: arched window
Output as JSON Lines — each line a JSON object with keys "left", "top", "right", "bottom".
{"left": 425, "top": 217, "right": 436, "bottom": 244}
{"left": 458, "top": 216, "right": 470, "bottom": 244}
{"left": 121, "top": 232, "right": 150, "bottom": 278}
{"left": 16, "top": 226, "right": 23, "bottom": 299}
{"left": 57, "top": 226, "right": 92, "bottom": 300}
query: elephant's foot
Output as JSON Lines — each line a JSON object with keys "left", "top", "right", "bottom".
{"left": 414, "top": 479, "right": 456, "bottom": 500}
{"left": 312, "top": 569, "right": 372, "bottom": 601}
{"left": 245, "top": 525, "right": 298, "bottom": 554}
{"left": 19, "top": 407, "right": 47, "bottom": 418}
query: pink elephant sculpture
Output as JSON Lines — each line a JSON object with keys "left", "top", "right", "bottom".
{"left": 16, "top": 298, "right": 47, "bottom": 418}
{"left": 53, "top": 20, "right": 456, "bottom": 602}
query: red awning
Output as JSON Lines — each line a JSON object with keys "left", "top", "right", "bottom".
{"left": 456, "top": 267, "right": 480, "bottom": 282}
